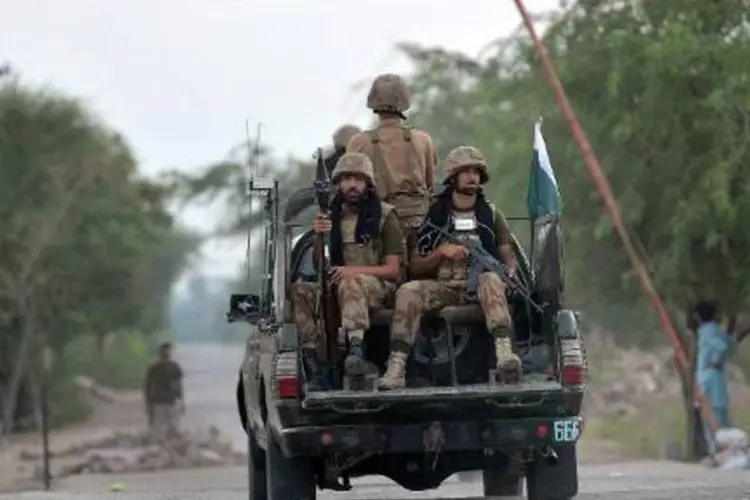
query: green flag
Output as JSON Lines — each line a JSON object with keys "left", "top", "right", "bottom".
{"left": 526, "top": 120, "right": 562, "bottom": 220}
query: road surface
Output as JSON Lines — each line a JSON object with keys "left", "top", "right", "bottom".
{"left": 4, "top": 343, "right": 749, "bottom": 500}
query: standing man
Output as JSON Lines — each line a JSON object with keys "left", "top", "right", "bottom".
{"left": 143, "top": 342, "right": 184, "bottom": 441}
{"left": 379, "top": 146, "right": 520, "bottom": 390}
{"left": 347, "top": 73, "right": 437, "bottom": 246}
{"left": 290, "top": 152, "right": 404, "bottom": 390}
{"left": 693, "top": 301, "right": 734, "bottom": 463}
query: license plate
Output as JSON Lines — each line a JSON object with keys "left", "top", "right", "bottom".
{"left": 553, "top": 418, "right": 581, "bottom": 442}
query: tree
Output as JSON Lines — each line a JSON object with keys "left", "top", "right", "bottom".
{"left": 395, "top": 0, "right": 750, "bottom": 459}
{"left": 396, "top": 0, "right": 750, "bottom": 343}
{"left": 0, "top": 74, "right": 198, "bottom": 435}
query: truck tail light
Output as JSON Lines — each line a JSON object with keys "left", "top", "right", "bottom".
{"left": 274, "top": 352, "right": 300, "bottom": 399}
{"left": 559, "top": 338, "right": 587, "bottom": 386}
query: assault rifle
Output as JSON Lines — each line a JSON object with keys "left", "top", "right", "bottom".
{"left": 313, "top": 148, "right": 341, "bottom": 365}
{"left": 423, "top": 221, "right": 543, "bottom": 312}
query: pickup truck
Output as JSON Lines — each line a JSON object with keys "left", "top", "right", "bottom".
{"left": 229, "top": 179, "right": 587, "bottom": 500}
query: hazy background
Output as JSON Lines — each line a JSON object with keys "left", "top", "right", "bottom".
{"left": 2, "top": 0, "right": 558, "bottom": 278}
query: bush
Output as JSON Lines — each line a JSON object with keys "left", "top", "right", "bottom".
{"left": 98, "top": 331, "right": 152, "bottom": 389}
{"left": 60, "top": 331, "right": 153, "bottom": 390}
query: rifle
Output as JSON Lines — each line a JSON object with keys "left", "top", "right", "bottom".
{"left": 423, "top": 221, "right": 543, "bottom": 312}
{"left": 313, "top": 148, "right": 341, "bottom": 365}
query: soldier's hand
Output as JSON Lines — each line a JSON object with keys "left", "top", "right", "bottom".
{"left": 329, "top": 266, "right": 356, "bottom": 285}
{"left": 438, "top": 243, "right": 468, "bottom": 261}
{"left": 507, "top": 266, "right": 517, "bottom": 279}
{"left": 313, "top": 213, "right": 332, "bottom": 234}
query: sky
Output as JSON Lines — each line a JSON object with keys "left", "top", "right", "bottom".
{"left": 3, "top": 0, "right": 559, "bottom": 282}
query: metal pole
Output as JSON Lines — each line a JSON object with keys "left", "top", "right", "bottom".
{"left": 40, "top": 346, "right": 53, "bottom": 490}
{"left": 40, "top": 375, "right": 51, "bottom": 490}
{"left": 511, "top": 0, "right": 719, "bottom": 434}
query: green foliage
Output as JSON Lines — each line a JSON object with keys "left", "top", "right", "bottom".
{"left": 61, "top": 331, "right": 152, "bottom": 390}
{"left": 396, "top": 0, "right": 750, "bottom": 343}
{"left": 0, "top": 73, "right": 200, "bottom": 432}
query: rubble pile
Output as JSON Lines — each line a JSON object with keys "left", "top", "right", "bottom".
{"left": 18, "top": 426, "right": 247, "bottom": 479}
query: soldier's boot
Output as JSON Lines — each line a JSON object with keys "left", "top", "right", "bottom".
{"left": 493, "top": 330, "right": 522, "bottom": 384}
{"left": 378, "top": 351, "right": 408, "bottom": 390}
{"left": 344, "top": 337, "right": 377, "bottom": 390}
{"left": 301, "top": 348, "right": 327, "bottom": 392}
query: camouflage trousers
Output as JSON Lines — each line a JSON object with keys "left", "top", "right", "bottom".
{"left": 390, "top": 272, "right": 511, "bottom": 345}
{"left": 290, "top": 275, "right": 396, "bottom": 350}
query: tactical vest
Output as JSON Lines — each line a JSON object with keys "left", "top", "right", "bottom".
{"left": 340, "top": 202, "right": 396, "bottom": 268}
{"left": 366, "top": 127, "right": 430, "bottom": 233}
{"left": 436, "top": 211, "right": 483, "bottom": 287}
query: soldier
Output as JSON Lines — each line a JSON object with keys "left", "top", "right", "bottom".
{"left": 290, "top": 152, "right": 404, "bottom": 390}
{"left": 346, "top": 73, "right": 437, "bottom": 245}
{"left": 143, "top": 342, "right": 184, "bottom": 441}
{"left": 379, "top": 146, "right": 520, "bottom": 390}
{"left": 324, "top": 124, "right": 362, "bottom": 177}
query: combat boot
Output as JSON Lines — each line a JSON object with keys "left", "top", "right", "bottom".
{"left": 493, "top": 330, "right": 522, "bottom": 384}
{"left": 301, "top": 349, "right": 327, "bottom": 392}
{"left": 378, "top": 351, "right": 408, "bottom": 390}
{"left": 344, "top": 338, "right": 367, "bottom": 377}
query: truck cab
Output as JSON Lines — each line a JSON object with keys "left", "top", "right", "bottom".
{"left": 230, "top": 180, "right": 587, "bottom": 500}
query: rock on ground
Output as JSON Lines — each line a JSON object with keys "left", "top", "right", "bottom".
{"left": 16, "top": 426, "right": 246, "bottom": 481}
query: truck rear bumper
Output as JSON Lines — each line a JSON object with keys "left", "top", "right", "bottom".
{"left": 277, "top": 415, "right": 582, "bottom": 457}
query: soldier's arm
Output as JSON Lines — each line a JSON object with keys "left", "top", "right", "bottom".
{"left": 423, "top": 134, "right": 437, "bottom": 192}
{"left": 343, "top": 211, "right": 402, "bottom": 282}
{"left": 409, "top": 229, "right": 445, "bottom": 278}
{"left": 494, "top": 210, "right": 517, "bottom": 272}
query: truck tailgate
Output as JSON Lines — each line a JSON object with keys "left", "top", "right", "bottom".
{"left": 302, "top": 381, "right": 565, "bottom": 410}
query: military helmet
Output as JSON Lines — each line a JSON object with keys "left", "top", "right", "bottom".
{"left": 366, "top": 73, "right": 411, "bottom": 116}
{"left": 332, "top": 152, "right": 375, "bottom": 185}
{"left": 332, "top": 124, "right": 361, "bottom": 148}
{"left": 443, "top": 146, "right": 489, "bottom": 185}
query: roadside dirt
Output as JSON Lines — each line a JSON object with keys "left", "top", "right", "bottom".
{"left": 0, "top": 389, "right": 145, "bottom": 492}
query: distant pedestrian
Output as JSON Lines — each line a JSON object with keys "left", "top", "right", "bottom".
{"left": 143, "top": 342, "right": 184, "bottom": 441}
{"left": 693, "top": 301, "right": 735, "bottom": 463}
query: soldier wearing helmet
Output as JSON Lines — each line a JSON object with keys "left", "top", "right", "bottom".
{"left": 346, "top": 73, "right": 437, "bottom": 246}
{"left": 289, "top": 152, "right": 404, "bottom": 391}
{"left": 378, "top": 146, "right": 520, "bottom": 390}
{"left": 324, "top": 124, "right": 362, "bottom": 177}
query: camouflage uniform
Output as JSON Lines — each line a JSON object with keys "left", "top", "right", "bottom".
{"left": 380, "top": 146, "right": 521, "bottom": 389}
{"left": 143, "top": 352, "right": 183, "bottom": 441}
{"left": 289, "top": 152, "right": 404, "bottom": 386}
{"left": 346, "top": 74, "right": 437, "bottom": 248}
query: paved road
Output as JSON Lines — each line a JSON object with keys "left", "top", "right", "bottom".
{"left": 4, "top": 343, "right": 749, "bottom": 499}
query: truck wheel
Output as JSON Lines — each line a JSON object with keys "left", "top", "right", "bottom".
{"left": 526, "top": 444, "right": 578, "bottom": 500}
{"left": 236, "top": 376, "right": 249, "bottom": 433}
{"left": 247, "top": 427, "right": 266, "bottom": 500}
{"left": 265, "top": 424, "right": 316, "bottom": 500}
{"left": 482, "top": 470, "right": 523, "bottom": 496}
